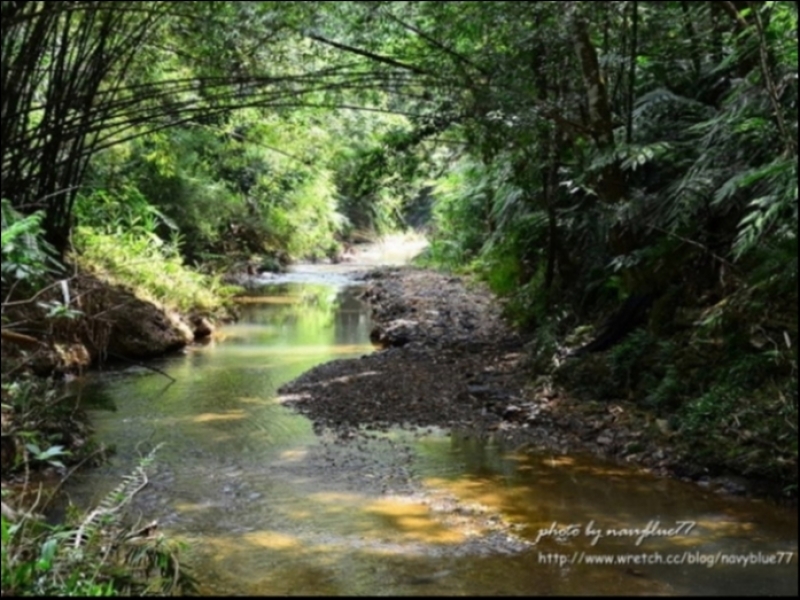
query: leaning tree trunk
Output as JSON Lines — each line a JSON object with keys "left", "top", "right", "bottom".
{"left": 572, "top": 14, "right": 625, "bottom": 205}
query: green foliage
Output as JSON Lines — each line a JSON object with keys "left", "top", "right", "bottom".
{"left": 1, "top": 0, "right": 797, "bottom": 494}
{"left": 72, "top": 226, "right": 234, "bottom": 313}
{"left": 23, "top": 443, "right": 70, "bottom": 470}
{"left": 81, "top": 106, "right": 394, "bottom": 264}
{"left": 75, "top": 158, "right": 237, "bottom": 312}
{"left": 410, "top": 1, "right": 797, "bottom": 489}
{"left": 1, "top": 447, "right": 196, "bottom": 596}
{"left": 122, "top": 128, "right": 254, "bottom": 259}
{"left": 421, "top": 152, "right": 555, "bottom": 328}
{"left": 524, "top": 315, "right": 562, "bottom": 374}
{"left": 676, "top": 352, "right": 797, "bottom": 480}
{"left": 0, "top": 378, "right": 89, "bottom": 477}
{"left": 276, "top": 169, "right": 345, "bottom": 259}
{"left": 728, "top": 158, "right": 798, "bottom": 259}
{"left": 0, "top": 200, "right": 59, "bottom": 288}
{"left": 501, "top": 266, "right": 550, "bottom": 332}
{"left": 74, "top": 186, "right": 178, "bottom": 240}
{"left": 607, "top": 329, "right": 657, "bottom": 394}
{"left": 421, "top": 159, "right": 494, "bottom": 270}
{"left": 333, "top": 117, "right": 441, "bottom": 236}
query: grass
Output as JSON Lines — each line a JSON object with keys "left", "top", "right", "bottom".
{"left": 1, "top": 449, "right": 196, "bottom": 596}
{"left": 71, "top": 227, "right": 238, "bottom": 314}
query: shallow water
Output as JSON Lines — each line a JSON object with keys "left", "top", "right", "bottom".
{"left": 64, "top": 279, "right": 798, "bottom": 596}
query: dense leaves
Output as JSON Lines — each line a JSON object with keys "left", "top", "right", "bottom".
{"left": 1, "top": 0, "right": 797, "bottom": 523}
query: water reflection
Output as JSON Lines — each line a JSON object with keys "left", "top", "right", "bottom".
{"left": 63, "top": 283, "right": 798, "bottom": 596}
{"left": 68, "top": 283, "right": 373, "bottom": 488}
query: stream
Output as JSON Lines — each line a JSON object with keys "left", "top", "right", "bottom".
{"left": 64, "top": 253, "right": 797, "bottom": 596}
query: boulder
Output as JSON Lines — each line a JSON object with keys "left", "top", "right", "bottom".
{"left": 191, "top": 316, "right": 215, "bottom": 340}
{"left": 102, "top": 293, "right": 194, "bottom": 359}
{"left": 369, "top": 319, "right": 418, "bottom": 347}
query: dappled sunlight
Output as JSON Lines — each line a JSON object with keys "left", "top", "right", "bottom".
{"left": 236, "top": 396, "right": 273, "bottom": 405}
{"left": 538, "top": 455, "right": 577, "bottom": 467}
{"left": 235, "top": 295, "right": 303, "bottom": 304}
{"left": 309, "top": 491, "right": 365, "bottom": 505}
{"left": 424, "top": 476, "right": 523, "bottom": 517}
{"left": 284, "top": 508, "right": 314, "bottom": 520}
{"left": 279, "top": 448, "right": 310, "bottom": 461}
{"left": 692, "top": 517, "right": 757, "bottom": 536}
{"left": 280, "top": 369, "right": 384, "bottom": 394}
{"left": 525, "top": 453, "right": 650, "bottom": 478}
{"left": 68, "top": 280, "right": 798, "bottom": 597}
{"left": 549, "top": 463, "right": 650, "bottom": 478}
{"left": 364, "top": 498, "right": 466, "bottom": 544}
{"left": 242, "top": 530, "right": 303, "bottom": 550}
{"left": 326, "top": 370, "right": 383, "bottom": 384}
{"left": 418, "top": 463, "right": 778, "bottom": 556}
{"left": 192, "top": 410, "right": 247, "bottom": 423}
{"left": 277, "top": 392, "right": 311, "bottom": 404}
{"left": 174, "top": 501, "right": 221, "bottom": 513}
{"left": 267, "top": 486, "right": 476, "bottom": 546}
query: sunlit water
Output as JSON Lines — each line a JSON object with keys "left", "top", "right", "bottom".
{"left": 64, "top": 276, "right": 797, "bottom": 596}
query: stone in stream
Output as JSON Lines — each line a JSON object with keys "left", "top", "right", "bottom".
{"left": 370, "top": 319, "right": 419, "bottom": 347}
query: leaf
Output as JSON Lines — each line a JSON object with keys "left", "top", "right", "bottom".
{"left": 37, "top": 445, "right": 69, "bottom": 460}
{"left": 25, "top": 442, "right": 42, "bottom": 456}
{"left": 36, "top": 538, "right": 59, "bottom": 572}
{"left": 1, "top": 515, "right": 10, "bottom": 545}
{"left": 26, "top": 443, "right": 70, "bottom": 464}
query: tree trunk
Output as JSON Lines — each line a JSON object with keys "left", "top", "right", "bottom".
{"left": 572, "top": 15, "right": 625, "bottom": 204}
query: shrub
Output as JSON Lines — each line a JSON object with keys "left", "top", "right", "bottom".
{"left": 71, "top": 226, "right": 236, "bottom": 313}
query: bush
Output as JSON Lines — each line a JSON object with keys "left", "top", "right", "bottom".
{"left": 1, "top": 447, "right": 196, "bottom": 596}
{"left": 71, "top": 226, "right": 236, "bottom": 313}
{"left": 1, "top": 199, "right": 60, "bottom": 290}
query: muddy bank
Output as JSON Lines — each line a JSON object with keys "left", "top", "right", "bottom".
{"left": 278, "top": 267, "right": 786, "bottom": 499}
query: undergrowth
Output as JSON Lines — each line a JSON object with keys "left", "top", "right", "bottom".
{"left": 71, "top": 226, "right": 237, "bottom": 314}
{"left": 552, "top": 313, "right": 797, "bottom": 492}
{"left": 1, "top": 446, "right": 196, "bottom": 596}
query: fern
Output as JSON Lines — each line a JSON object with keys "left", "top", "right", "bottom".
{"left": 1, "top": 199, "right": 58, "bottom": 285}
{"left": 71, "top": 445, "right": 160, "bottom": 550}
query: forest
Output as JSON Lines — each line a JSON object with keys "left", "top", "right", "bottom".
{"left": 1, "top": 1, "right": 797, "bottom": 595}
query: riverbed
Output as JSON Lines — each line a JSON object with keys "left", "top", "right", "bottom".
{"left": 64, "top": 259, "right": 798, "bottom": 596}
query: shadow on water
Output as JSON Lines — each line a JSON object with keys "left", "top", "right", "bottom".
{"left": 64, "top": 281, "right": 798, "bottom": 596}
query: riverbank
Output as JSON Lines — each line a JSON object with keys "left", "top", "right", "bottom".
{"left": 0, "top": 262, "right": 231, "bottom": 595}
{"left": 279, "top": 266, "right": 794, "bottom": 501}
{"left": 44, "top": 263, "right": 797, "bottom": 596}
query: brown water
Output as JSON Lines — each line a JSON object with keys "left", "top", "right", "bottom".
{"left": 65, "top": 277, "right": 798, "bottom": 596}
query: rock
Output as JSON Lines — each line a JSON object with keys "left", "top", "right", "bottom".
{"left": 370, "top": 319, "right": 418, "bottom": 347}
{"left": 655, "top": 419, "right": 672, "bottom": 435}
{"left": 467, "top": 384, "right": 494, "bottom": 396}
{"left": 105, "top": 298, "right": 193, "bottom": 359}
{"left": 711, "top": 475, "right": 750, "bottom": 495}
{"left": 191, "top": 316, "right": 215, "bottom": 340}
